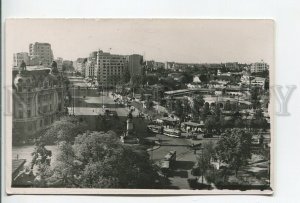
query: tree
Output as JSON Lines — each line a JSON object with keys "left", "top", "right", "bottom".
{"left": 30, "top": 140, "right": 53, "bottom": 187}
{"left": 204, "top": 116, "right": 217, "bottom": 133}
{"left": 215, "top": 129, "right": 252, "bottom": 177}
{"left": 141, "top": 66, "right": 146, "bottom": 86}
{"left": 251, "top": 109, "right": 268, "bottom": 129}
{"left": 201, "top": 102, "right": 211, "bottom": 120}
{"left": 195, "top": 142, "right": 215, "bottom": 182}
{"left": 140, "top": 92, "right": 145, "bottom": 101}
{"left": 121, "top": 67, "right": 131, "bottom": 84}
{"left": 181, "top": 72, "right": 193, "bottom": 84}
{"left": 174, "top": 100, "right": 184, "bottom": 120}
{"left": 192, "top": 95, "right": 205, "bottom": 117}
{"left": 199, "top": 74, "right": 208, "bottom": 83}
{"left": 130, "top": 75, "right": 142, "bottom": 88}
{"left": 251, "top": 87, "right": 261, "bottom": 109}
{"left": 234, "top": 118, "right": 244, "bottom": 128}
{"left": 214, "top": 105, "right": 221, "bottom": 120}
{"left": 145, "top": 75, "right": 159, "bottom": 85}
{"left": 224, "top": 100, "right": 231, "bottom": 111}
{"left": 145, "top": 97, "right": 154, "bottom": 110}
{"left": 167, "top": 99, "right": 174, "bottom": 112}
{"left": 42, "top": 116, "right": 88, "bottom": 144}
{"left": 182, "top": 98, "right": 191, "bottom": 118}
{"left": 49, "top": 131, "right": 160, "bottom": 188}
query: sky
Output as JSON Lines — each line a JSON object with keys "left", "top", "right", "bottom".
{"left": 6, "top": 19, "right": 274, "bottom": 65}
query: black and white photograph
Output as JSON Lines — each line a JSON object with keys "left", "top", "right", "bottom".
{"left": 5, "top": 19, "right": 274, "bottom": 194}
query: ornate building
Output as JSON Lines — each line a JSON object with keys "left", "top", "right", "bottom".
{"left": 12, "top": 61, "right": 66, "bottom": 144}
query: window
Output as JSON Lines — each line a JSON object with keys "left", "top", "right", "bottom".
{"left": 27, "top": 97, "right": 30, "bottom": 105}
{"left": 43, "top": 106, "right": 47, "bottom": 113}
{"left": 28, "top": 123, "right": 32, "bottom": 131}
{"left": 19, "top": 111, "right": 23, "bottom": 119}
{"left": 27, "top": 110, "right": 31, "bottom": 117}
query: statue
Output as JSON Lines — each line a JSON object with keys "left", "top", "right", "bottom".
{"left": 50, "top": 61, "right": 59, "bottom": 75}
{"left": 19, "top": 60, "right": 27, "bottom": 74}
{"left": 126, "top": 111, "right": 133, "bottom": 136}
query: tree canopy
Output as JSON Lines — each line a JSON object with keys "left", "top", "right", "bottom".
{"left": 215, "top": 129, "right": 253, "bottom": 176}
{"left": 49, "top": 131, "right": 160, "bottom": 188}
{"left": 42, "top": 116, "right": 88, "bottom": 144}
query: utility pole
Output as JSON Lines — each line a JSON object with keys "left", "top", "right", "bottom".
{"left": 73, "top": 85, "right": 75, "bottom": 115}
{"left": 201, "top": 146, "right": 204, "bottom": 184}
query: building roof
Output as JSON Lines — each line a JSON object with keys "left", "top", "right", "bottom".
{"left": 252, "top": 77, "right": 266, "bottom": 82}
{"left": 165, "top": 88, "right": 215, "bottom": 95}
{"left": 182, "top": 121, "right": 204, "bottom": 127}
{"left": 158, "top": 117, "right": 178, "bottom": 122}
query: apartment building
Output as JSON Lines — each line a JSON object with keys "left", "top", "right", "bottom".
{"left": 13, "top": 52, "right": 30, "bottom": 67}
{"left": 96, "top": 50, "right": 127, "bottom": 88}
{"left": 29, "top": 42, "right": 54, "bottom": 66}
{"left": 85, "top": 59, "right": 97, "bottom": 79}
{"left": 250, "top": 60, "right": 269, "bottom": 73}
{"left": 128, "top": 54, "right": 143, "bottom": 77}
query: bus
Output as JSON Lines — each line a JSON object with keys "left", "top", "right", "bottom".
{"left": 158, "top": 150, "right": 177, "bottom": 175}
{"left": 147, "top": 125, "right": 163, "bottom": 134}
{"left": 163, "top": 128, "right": 181, "bottom": 138}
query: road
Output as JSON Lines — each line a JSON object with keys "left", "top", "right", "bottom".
{"left": 68, "top": 78, "right": 140, "bottom": 117}
{"left": 147, "top": 134, "right": 211, "bottom": 189}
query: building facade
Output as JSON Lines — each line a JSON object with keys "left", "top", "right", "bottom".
{"left": 55, "top": 57, "right": 63, "bottom": 71}
{"left": 13, "top": 52, "right": 30, "bottom": 67}
{"left": 128, "top": 54, "right": 143, "bottom": 76}
{"left": 225, "top": 62, "right": 239, "bottom": 71}
{"left": 145, "top": 60, "right": 164, "bottom": 71}
{"left": 96, "top": 50, "right": 127, "bottom": 88}
{"left": 12, "top": 62, "right": 65, "bottom": 144}
{"left": 250, "top": 60, "right": 269, "bottom": 73}
{"left": 85, "top": 59, "right": 97, "bottom": 79}
{"left": 29, "top": 42, "right": 54, "bottom": 66}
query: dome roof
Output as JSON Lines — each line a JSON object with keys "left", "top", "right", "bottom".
{"left": 14, "top": 74, "right": 34, "bottom": 88}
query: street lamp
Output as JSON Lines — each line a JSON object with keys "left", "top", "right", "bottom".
{"left": 200, "top": 146, "right": 204, "bottom": 184}
{"left": 72, "top": 85, "right": 75, "bottom": 115}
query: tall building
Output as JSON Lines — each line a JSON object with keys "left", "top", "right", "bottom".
{"left": 225, "top": 62, "right": 239, "bottom": 70}
{"left": 55, "top": 57, "right": 63, "bottom": 71}
{"left": 13, "top": 52, "right": 30, "bottom": 67}
{"left": 62, "top": 60, "right": 74, "bottom": 72}
{"left": 96, "top": 50, "right": 127, "bottom": 88}
{"left": 12, "top": 61, "right": 65, "bottom": 144}
{"left": 128, "top": 54, "right": 143, "bottom": 76}
{"left": 85, "top": 59, "right": 97, "bottom": 79}
{"left": 29, "top": 42, "right": 54, "bottom": 66}
{"left": 250, "top": 60, "right": 269, "bottom": 73}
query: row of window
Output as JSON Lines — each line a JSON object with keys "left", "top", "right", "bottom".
{"left": 22, "top": 116, "right": 54, "bottom": 132}
{"left": 17, "top": 104, "right": 54, "bottom": 119}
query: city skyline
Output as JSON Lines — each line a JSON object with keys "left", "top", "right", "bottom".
{"left": 7, "top": 19, "right": 273, "bottom": 66}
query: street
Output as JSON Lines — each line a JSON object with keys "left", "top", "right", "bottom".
{"left": 68, "top": 78, "right": 140, "bottom": 117}
{"left": 147, "top": 134, "right": 212, "bottom": 189}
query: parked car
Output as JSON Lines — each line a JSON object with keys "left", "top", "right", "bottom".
{"left": 203, "top": 133, "right": 213, "bottom": 138}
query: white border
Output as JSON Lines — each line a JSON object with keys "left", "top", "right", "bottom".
{"left": 4, "top": 18, "right": 274, "bottom": 195}
{"left": 2, "top": 0, "right": 300, "bottom": 202}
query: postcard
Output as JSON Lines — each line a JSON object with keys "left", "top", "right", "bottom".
{"left": 5, "top": 19, "right": 274, "bottom": 194}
